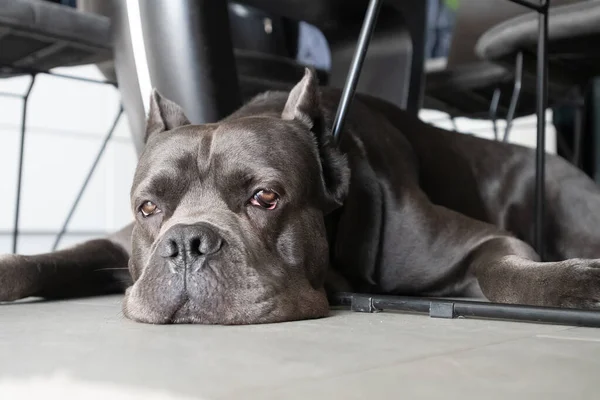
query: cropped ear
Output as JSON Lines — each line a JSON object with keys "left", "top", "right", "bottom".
{"left": 283, "top": 68, "right": 350, "bottom": 214}
{"left": 282, "top": 68, "right": 321, "bottom": 129}
{"left": 145, "top": 89, "right": 191, "bottom": 142}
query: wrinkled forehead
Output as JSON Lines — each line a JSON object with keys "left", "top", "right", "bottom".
{"left": 210, "top": 117, "right": 319, "bottom": 171}
{"left": 133, "top": 117, "right": 320, "bottom": 192}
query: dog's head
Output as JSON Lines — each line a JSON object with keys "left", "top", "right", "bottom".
{"left": 123, "top": 69, "right": 350, "bottom": 324}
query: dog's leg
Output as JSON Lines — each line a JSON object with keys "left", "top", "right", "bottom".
{"left": 405, "top": 200, "right": 600, "bottom": 309}
{"left": 468, "top": 235, "right": 600, "bottom": 308}
{"left": 0, "top": 224, "right": 133, "bottom": 301}
{"left": 412, "top": 199, "right": 600, "bottom": 309}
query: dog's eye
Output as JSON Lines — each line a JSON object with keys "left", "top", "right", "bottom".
{"left": 139, "top": 201, "right": 160, "bottom": 217}
{"left": 250, "top": 189, "right": 279, "bottom": 210}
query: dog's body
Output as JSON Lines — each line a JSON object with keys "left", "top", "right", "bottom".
{"left": 3, "top": 70, "right": 600, "bottom": 324}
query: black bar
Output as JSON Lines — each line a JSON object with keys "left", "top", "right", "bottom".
{"left": 400, "top": 0, "right": 428, "bottom": 113}
{"left": 0, "top": 91, "right": 26, "bottom": 99}
{"left": 52, "top": 106, "right": 123, "bottom": 251}
{"left": 503, "top": 52, "right": 523, "bottom": 142}
{"left": 0, "top": 66, "right": 116, "bottom": 86}
{"left": 534, "top": 0, "right": 549, "bottom": 258}
{"left": 332, "top": 0, "right": 382, "bottom": 143}
{"left": 12, "top": 75, "right": 37, "bottom": 254}
{"left": 43, "top": 70, "right": 117, "bottom": 86}
{"left": 573, "top": 100, "right": 583, "bottom": 168}
{"left": 489, "top": 88, "right": 501, "bottom": 141}
{"left": 331, "top": 293, "right": 600, "bottom": 328}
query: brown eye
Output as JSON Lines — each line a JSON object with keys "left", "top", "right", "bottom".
{"left": 140, "top": 201, "right": 160, "bottom": 217}
{"left": 250, "top": 189, "right": 279, "bottom": 210}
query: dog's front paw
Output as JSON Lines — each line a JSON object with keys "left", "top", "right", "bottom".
{"left": 547, "top": 259, "right": 600, "bottom": 309}
{"left": 0, "top": 254, "right": 37, "bottom": 302}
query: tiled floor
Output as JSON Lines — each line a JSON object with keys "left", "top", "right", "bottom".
{"left": 1, "top": 295, "right": 598, "bottom": 399}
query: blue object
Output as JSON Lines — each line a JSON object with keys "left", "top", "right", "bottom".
{"left": 426, "top": 0, "right": 457, "bottom": 59}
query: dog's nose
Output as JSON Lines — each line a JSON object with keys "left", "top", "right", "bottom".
{"left": 159, "top": 223, "right": 223, "bottom": 263}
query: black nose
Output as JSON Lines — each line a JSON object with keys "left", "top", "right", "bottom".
{"left": 159, "top": 223, "right": 223, "bottom": 264}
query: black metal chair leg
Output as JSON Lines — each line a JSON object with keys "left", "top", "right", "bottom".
{"left": 503, "top": 52, "right": 523, "bottom": 142}
{"left": 507, "top": 0, "right": 551, "bottom": 261}
{"left": 332, "top": 0, "right": 382, "bottom": 142}
{"left": 490, "top": 88, "right": 501, "bottom": 141}
{"left": 51, "top": 106, "right": 123, "bottom": 251}
{"left": 572, "top": 93, "right": 584, "bottom": 169}
{"left": 534, "top": 0, "right": 550, "bottom": 259}
{"left": 12, "top": 74, "right": 37, "bottom": 254}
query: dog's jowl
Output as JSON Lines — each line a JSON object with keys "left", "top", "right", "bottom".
{"left": 3, "top": 69, "right": 600, "bottom": 324}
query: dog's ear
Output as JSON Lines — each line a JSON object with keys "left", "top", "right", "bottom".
{"left": 283, "top": 68, "right": 350, "bottom": 214}
{"left": 282, "top": 68, "right": 321, "bottom": 129}
{"left": 145, "top": 89, "right": 191, "bottom": 142}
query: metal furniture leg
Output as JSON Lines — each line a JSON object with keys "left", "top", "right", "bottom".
{"left": 399, "top": 0, "right": 428, "bottom": 113}
{"left": 506, "top": 0, "right": 550, "bottom": 258}
{"left": 490, "top": 88, "right": 501, "bottom": 141}
{"left": 503, "top": 52, "right": 523, "bottom": 142}
{"left": 572, "top": 110, "right": 583, "bottom": 168}
{"left": 107, "top": 0, "right": 242, "bottom": 154}
{"left": 534, "top": 0, "right": 550, "bottom": 259}
{"left": 52, "top": 106, "right": 123, "bottom": 251}
{"left": 12, "top": 74, "right": 37, "bottom": 254}
{"left": 572, "top": 96, "right": 584, "bottom": 168}
{"left": 332, "top": 0, "right": 382, "bottom": 142}
{"left": 137, "top": 0, "right": 241, "bottom": 123}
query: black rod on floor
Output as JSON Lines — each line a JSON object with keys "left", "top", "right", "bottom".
{"left": 534, "top": 0, "right": 550, "bottom": 258}
{"left": 332, "top": 0, "right": 382, "bottom": 143}
{"left": 330, "top": 293, "right": 600, "bottom": 328}
{"left": 52, "top": 106, "right": 123, "bottom": 251}
{"left": 12, "top": 74, "right": 37, "bottom": 254}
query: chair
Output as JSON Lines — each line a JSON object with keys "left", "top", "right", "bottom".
{"left": 0, "top": 0, "right": 116, "bottom": 253}
{"left": 424, "top": 0, "right": 580, "bottom": 140}
{"left": 0, "top": 0, "right": 111, "bottom": 77}
{"left": 476, "top": 1, "right": 600, "bottom": 169}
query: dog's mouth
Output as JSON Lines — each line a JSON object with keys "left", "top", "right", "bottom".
{"left": 122, "top": 267, "right": 331, "bottom": 325}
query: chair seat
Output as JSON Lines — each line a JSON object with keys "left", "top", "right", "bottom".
{"left": 0, "top": 0, "right": 112, "bottom": 77}
{"left": 476, "top": 1, "right": 600, "bottom": 62}
{"left": 0, "top": 0, "right": 327, "bottom": 97}
{"left": 427, "top": 62, "right": 510, "bottom": 92}
{"left": 475, "top": 1, "right": 600, "bottom": 89}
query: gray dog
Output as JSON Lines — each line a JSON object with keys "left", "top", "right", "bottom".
{"left": 2, "top": 69, "right": 600, "bottom": 324}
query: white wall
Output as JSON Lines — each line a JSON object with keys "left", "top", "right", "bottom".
{"left": 0, "top": 65, "right": 138, "bottom": 254}
{"left": 0, "top": 64, "right": 555, "bottom": 256}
